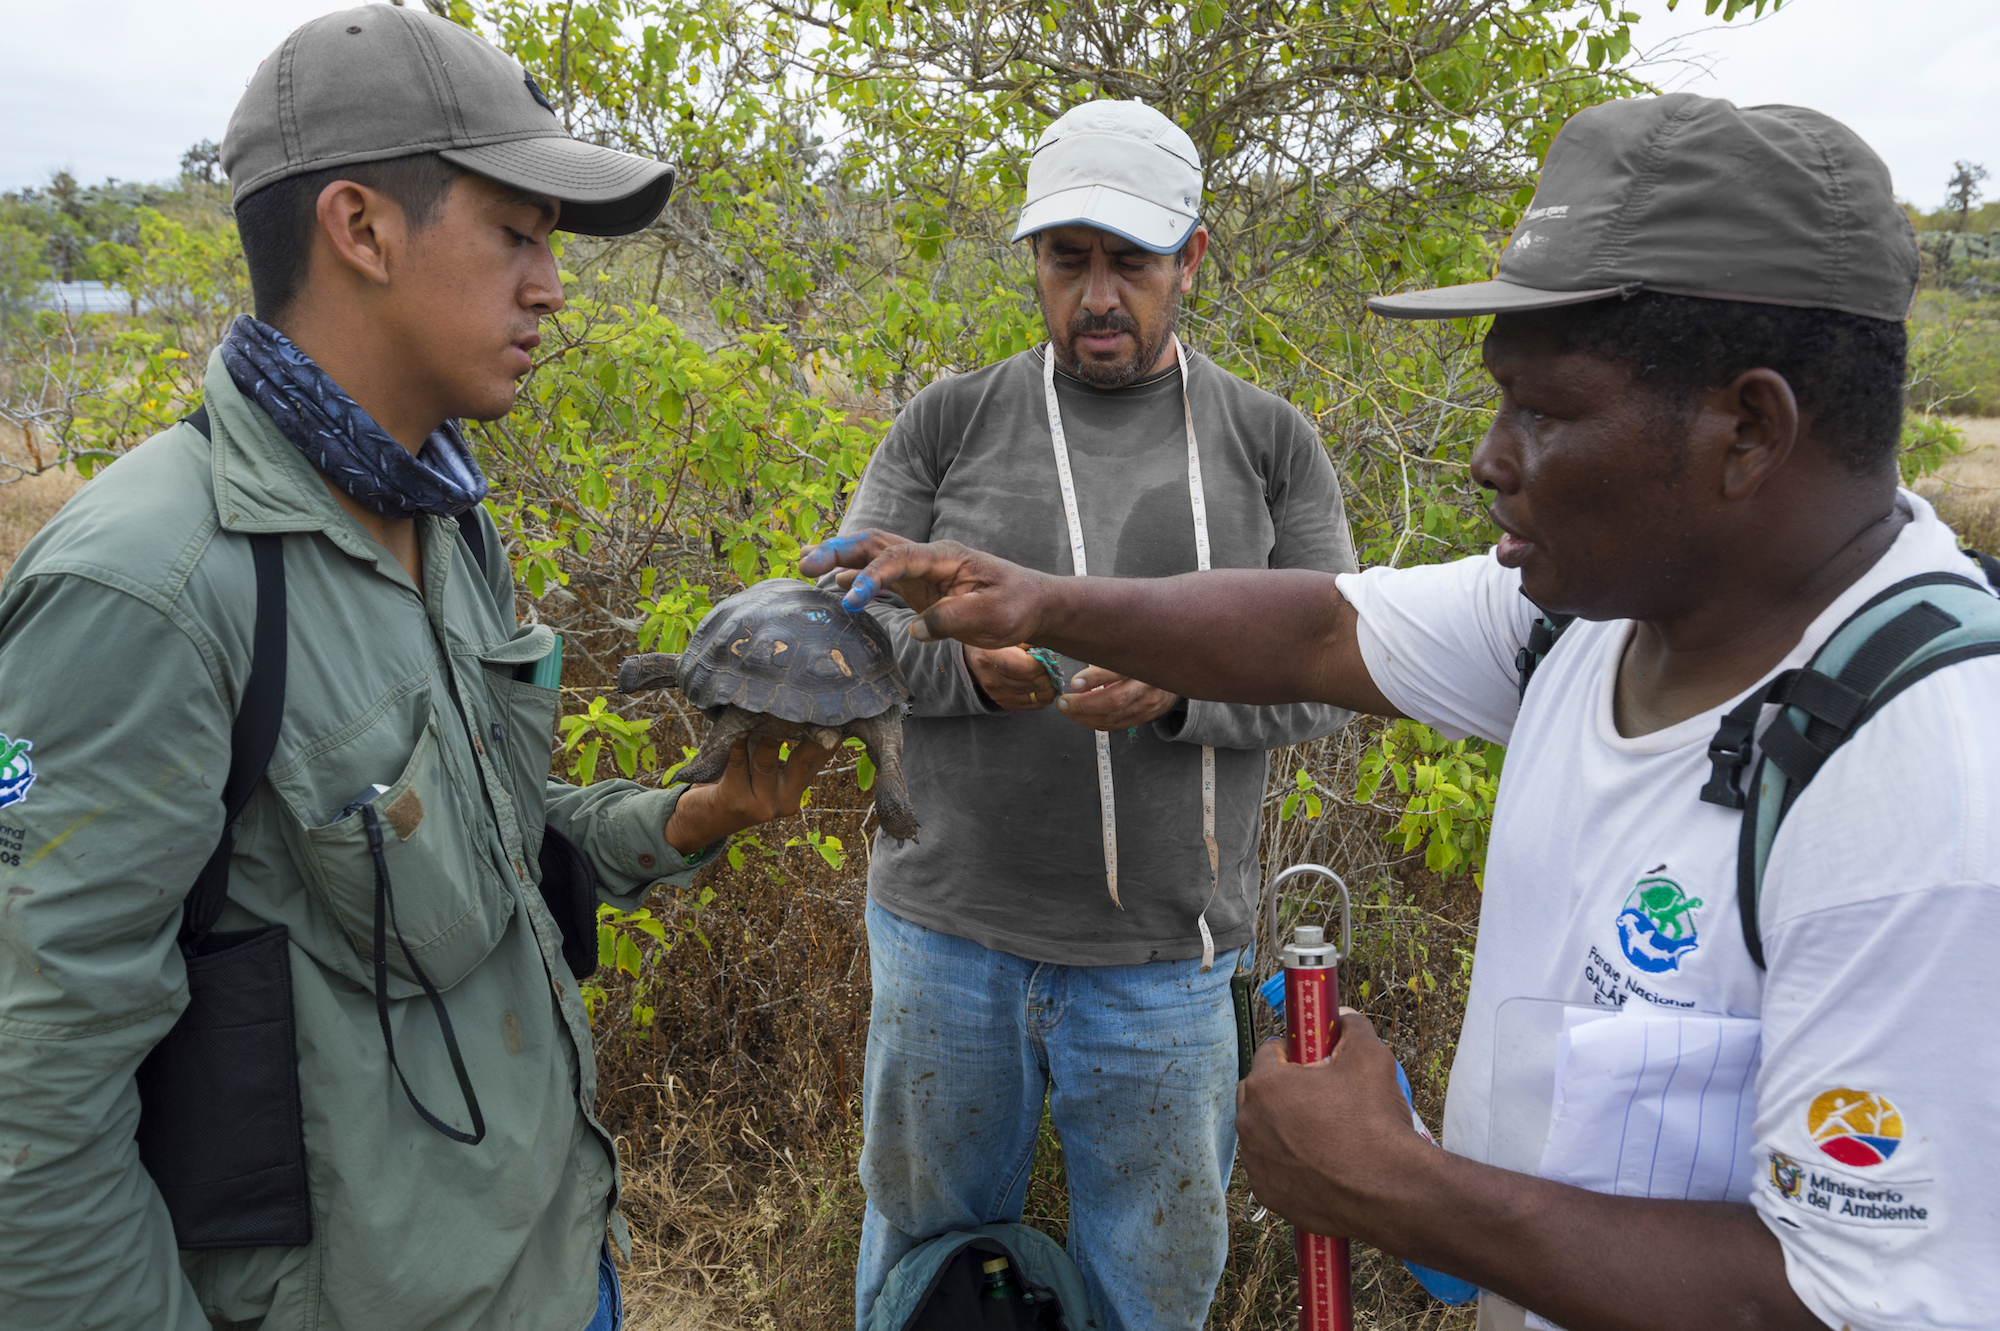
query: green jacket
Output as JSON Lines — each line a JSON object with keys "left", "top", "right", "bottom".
{"left": 0, "top": 355, "right": 700, "bottom": 1330}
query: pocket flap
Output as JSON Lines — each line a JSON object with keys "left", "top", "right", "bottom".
{"left": 292, "top": 715, "right": 514, "bottom": 996}
{"left": 475, "top": 623, "right": 557, "bottom": 669}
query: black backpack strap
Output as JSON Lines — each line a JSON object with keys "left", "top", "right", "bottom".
{"left": 460, "top": 509, "right": 489, "bottom": 578}
{"left": 1514, "top": 603, "right": 1575, "bottom": 700}
{"left": 185, "top": 538, "right": 286, "bottom": 946}
{"left": 1756, "top": 601, "right": 1959, "bottom": 813}
{"left": 1965, "top": 547, "right": 2000, "bottom": 591}
{"left": 182, "top": 409, "right": 288, "bottom": 949}
{"left": 1715, "top": 572, "right": 2000, "bottom": 968}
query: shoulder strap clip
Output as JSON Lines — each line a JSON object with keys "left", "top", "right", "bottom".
{"left": 1514, "top": 608, "right": 1575, "bottom": 701}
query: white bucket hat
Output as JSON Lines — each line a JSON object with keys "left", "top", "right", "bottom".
{"left": 1011, "top": 100, "right": 1204, "bottom": 255}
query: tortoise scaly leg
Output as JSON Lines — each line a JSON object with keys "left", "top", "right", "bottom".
{"left": 677, "top": 706, "right": 759, "bottom": 785}
{"left": 846, "top": 709, "right": 918, "bottom": 841}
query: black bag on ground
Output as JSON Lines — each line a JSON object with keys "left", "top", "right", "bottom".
{"left": 134, "top": 454, "right": 311, "bottom": 1249}
{"left": 870, "top": 1222, "right": 1098, "bottom": 1331}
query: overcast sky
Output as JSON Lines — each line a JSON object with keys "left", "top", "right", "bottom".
{"left": 3, "top": 0, "right": 1994, "bottom": 212}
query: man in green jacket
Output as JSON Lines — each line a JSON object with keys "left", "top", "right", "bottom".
{"left": 0, "top": 10, "right": 827, "bottom": 1329}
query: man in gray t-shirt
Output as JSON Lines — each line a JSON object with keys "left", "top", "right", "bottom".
{"left": 835, "top": 101, "right": 1356, "bottom": 1331}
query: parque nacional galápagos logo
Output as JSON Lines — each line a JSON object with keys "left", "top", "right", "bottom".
{"left": 1809, "top": 1088, "right": 1904, "bottom": 1168}
{"left": 0, "top": 732, "right": 35, "bottom": 812}
{"left": 1616, "top": 873, "right": 1703, "bottom": 974}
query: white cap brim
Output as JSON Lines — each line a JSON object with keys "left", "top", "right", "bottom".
{"left": 1011, "top": 184, "right": 1197, "bottom": 255}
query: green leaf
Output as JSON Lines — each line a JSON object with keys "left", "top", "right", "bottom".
{"left": 615, "top": 932, "right": 643, "bottom": 978}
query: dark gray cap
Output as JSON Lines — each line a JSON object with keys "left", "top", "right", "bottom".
{"left": 1369, "top": 94, "right": 1919, "bottom": 324}
{"left": 223, "top": 6, "right": 674, "bottom": 236}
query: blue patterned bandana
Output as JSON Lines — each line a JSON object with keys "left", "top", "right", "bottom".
{"left": 219, "top": 315, "right": 489, "bottom": 520}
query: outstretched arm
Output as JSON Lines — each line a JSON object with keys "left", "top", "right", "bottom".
{"left": 799, "top": 532, "right": 1402, "bottom": 718}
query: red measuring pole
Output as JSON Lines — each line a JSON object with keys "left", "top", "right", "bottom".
{"left": 1283, "top": 922, "right": 1352, "bottom": 1331}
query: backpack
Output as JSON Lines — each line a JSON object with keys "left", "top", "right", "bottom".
{"left": 869, "top": 1223, "right": 1100, "bottom": 1331}
{"left": 1517, "top": 554, "right": 2000, "bottom": 966}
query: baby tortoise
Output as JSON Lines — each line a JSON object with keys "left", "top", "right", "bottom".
{"left": 617, "top": 578, "right": 918, "bottom": 840}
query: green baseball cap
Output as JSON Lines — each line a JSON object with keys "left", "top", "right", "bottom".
{"left": 1369, "top": 94, "right": 1919, "bottom": 324}
{"left": 223, "top": 6, "right": 674, "bottom": 237}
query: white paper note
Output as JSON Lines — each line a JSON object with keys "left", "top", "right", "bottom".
{"left": 1522, "top": 1010, "right": 1762, "bottom": 1331}
{"left": 1540, "top": 1010, "right": 1762, "bottom": 1201}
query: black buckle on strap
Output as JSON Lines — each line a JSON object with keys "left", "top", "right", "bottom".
{"left": 1700, "top": 715, "right": 1755, "bottom": 809}
{"left": 1699, "top": 674, "right": 1789, "bottom": 810}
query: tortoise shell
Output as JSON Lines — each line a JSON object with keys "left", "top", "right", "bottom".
{"left": 677, "top": 578, "right": 911, "bottom": 726}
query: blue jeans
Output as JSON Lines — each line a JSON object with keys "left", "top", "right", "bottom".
{"left": 854, "top": 898, "right": 1245, "bottom": 1331}
{"left": 583, "top": 1241, "right": 621, "bottom": 1331}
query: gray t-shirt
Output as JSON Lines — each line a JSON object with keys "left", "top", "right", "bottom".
{"left": 835, "top": 345, "right": 1357, "bottom": 965}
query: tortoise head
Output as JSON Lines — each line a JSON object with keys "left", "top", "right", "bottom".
{"left": 616, "top": 653, "right": 682, "bottom": 693}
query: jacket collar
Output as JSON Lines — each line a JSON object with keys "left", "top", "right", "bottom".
{"left": 202, "top": 350, "right": 437, "bottom": 570}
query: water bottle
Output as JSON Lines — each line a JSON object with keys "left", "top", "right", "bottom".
{"left": 980, "top": 1256, "right": 1020, "bottom": 1301}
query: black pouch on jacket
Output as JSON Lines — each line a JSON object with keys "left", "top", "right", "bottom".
{"left": 133, "top": 503, "right": 312, "bottom": 1249}
{"left": 536, "top": 824, "right": 602, "bottom": 980}
{"left": 136, "top": 923, "right": 310, "bottom": 1248}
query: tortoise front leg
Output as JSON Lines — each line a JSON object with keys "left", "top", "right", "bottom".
{"left": 675, "top": 706, "right": 758, "bottom": 786}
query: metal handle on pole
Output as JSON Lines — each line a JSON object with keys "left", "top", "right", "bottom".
{"left": 1266, "top": 863, "right": 1351, "bottom": 968}
{"left": 1268, "top": 864, "right": 1354, "bottom": 1331}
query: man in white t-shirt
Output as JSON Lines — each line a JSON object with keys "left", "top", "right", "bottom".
{"left": 805, "top": 94, "right": 1997, "bottom": 1329}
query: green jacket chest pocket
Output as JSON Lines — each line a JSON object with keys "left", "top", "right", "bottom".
{"left": 288, "top": 713, "right": 513, "bottom": 996}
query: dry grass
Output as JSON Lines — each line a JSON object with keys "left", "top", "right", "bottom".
{"left": 1913, "top": 416, "right": 2000, "bottom": 551}
{"left": 0, "top": 426, "right": 88, "bottom": 581}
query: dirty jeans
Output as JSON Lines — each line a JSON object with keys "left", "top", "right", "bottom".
{"left": 854, "top": 898, "right": 1244, "bottom": 1331}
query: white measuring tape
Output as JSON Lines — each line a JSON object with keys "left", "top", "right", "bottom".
{"left": 1042, "top": 335, "right": 1225, "bottom": 972}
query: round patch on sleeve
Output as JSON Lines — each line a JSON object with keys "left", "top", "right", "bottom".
{"left": 0, "top": 733, "right": 36, "bottom": 812}
{"left": 1810, "top": 1087, "right": 1902, "bottom": 1167}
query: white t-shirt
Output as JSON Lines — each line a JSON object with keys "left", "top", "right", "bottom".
{"left": 1337, "top": 492, "right": 2000, "bottom": 1331}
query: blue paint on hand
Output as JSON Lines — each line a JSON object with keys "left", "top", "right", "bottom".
{"left": 842, "top": 573, "right": 878, "bottom": 610}
{"left": 801, "top": 534, "right": 863, "bottom": 573}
